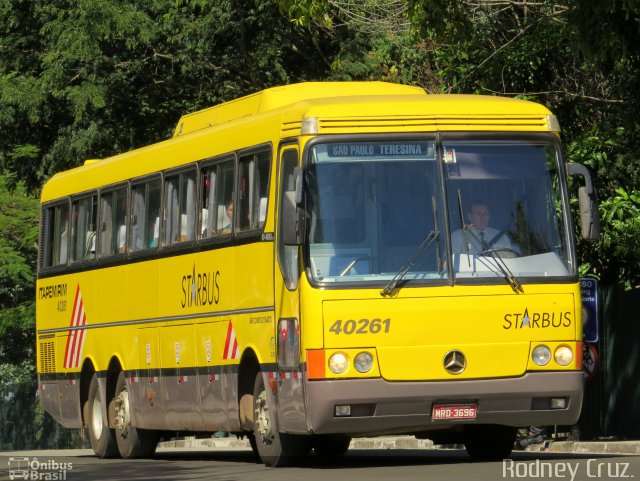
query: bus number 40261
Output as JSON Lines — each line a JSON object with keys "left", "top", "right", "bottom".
{"left": 328, "top": 318, "right": 391, "bottom": 335}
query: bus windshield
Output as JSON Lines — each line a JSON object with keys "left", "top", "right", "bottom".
{"left": 306, "top": 137, "right": 574, "bottom": 285}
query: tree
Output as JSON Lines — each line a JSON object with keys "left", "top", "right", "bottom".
{"left": 0, "top": 0, "right": 335, "bottom": 191}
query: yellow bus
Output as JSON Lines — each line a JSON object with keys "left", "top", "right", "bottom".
{"left": 36, "top": 82, "right": 599, "bottom": 466}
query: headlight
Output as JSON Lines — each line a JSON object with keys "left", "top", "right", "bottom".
{"left": 354, "top": 352, "right": 374, "bottom": 373}
{"left": 532, "top": 345, "right": 551, "bottom": 366}
{"left": 328, "top": 352, "right": 349, "bottom": 374}
{"left": 554, "top": 346, "right": 574, "bottom": 366}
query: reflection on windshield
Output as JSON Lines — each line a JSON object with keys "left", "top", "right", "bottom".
{"left": 307, "top": 141, "right": 445, "bottom": 283}
{"left": 305, "top": 138, "right": 574, "bottom": 285}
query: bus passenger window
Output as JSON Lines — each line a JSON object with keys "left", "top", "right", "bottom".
{"left": 70, "top": 195, "right": 97, "bottom": 263}
{"left": 130, "top": 178, "right": 161, "bottom": 252}
{"left": 200, "top": 158, "right": 235, "bottom": 238}
{"left": 237, "top": 150, "right": 270, "bottom": 233}
{"left": 44, "top": 202, "right": 69, "bottom": 267}
{"left": 99, "top": 187, "right": 127, "bottom": 257}
{"left": 164, "top": 169, "right": 196, "bottom": 246}
{"left": 114, "top": 189, "right": 127, "bottom": 253}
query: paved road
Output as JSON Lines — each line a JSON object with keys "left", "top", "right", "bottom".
{"left": 1, "top": 447, "right": 639, "bottom": 481}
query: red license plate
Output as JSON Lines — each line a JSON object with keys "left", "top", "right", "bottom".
{"left": 432, "top": 403, "right": 477, "bottom": 420}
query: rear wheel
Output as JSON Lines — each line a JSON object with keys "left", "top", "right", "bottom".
{"left": 464, "top": 425, "right": 517, "bottom": 461}
{"left": 252, "top": 372, "right": 311, "bottom": 466}
{"left": 113, "top": 372, "right": 159, "bottom": 458}
{"left": 85, "top": 374, "right": 119, "bottom": 458}
{"left": 312, "top": 434, "right": 351, "bottom": 458}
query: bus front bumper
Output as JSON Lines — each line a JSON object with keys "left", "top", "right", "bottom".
{"left": 304, "top": 371, "right": 583, "bottom": 435}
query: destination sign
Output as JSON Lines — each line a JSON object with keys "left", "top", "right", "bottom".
{"left": 320, "top": 142, "right": 435, "bottom": 160}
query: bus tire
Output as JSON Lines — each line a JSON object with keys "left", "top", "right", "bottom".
{"left": 252, "top": 372, "right": 310, "bottom": 467}
{"left": 85, "top": 374, "right": 119, "bottom": 458}
{"left": 247, "top": 433, "right": 259, "bottom": 460}
{"left": 312, "top": 434, "right": 351, "bottom": 457}
{"left": 464, "top": 424, "right": 516, "bottom": 461}
{"left": 113, "top": 371, "right": 159, "bottom": 458}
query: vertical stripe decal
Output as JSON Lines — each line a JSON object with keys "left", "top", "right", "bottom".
{"left": 223, "top": 322, "right": 240, "bottom": 360}
{"left": 63, "top": 284, "right": 88, "bottom": 369}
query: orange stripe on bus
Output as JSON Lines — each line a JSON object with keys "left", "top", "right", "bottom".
{"left": 575, "top": 342, "right": 583, "bottom": 370}
{"left": 306, "top": 350, "right": 326, "bottom": 379}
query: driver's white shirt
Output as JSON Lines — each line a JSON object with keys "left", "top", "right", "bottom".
{"left": 451, "top": 226, "right": 512, "bottom": 255}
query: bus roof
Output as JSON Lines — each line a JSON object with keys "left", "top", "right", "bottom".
{"left": 172, "top": 82, "right": 425, "bottom": 137}
{"left": 41, "top": 82, "right": 555, "bottom": 202}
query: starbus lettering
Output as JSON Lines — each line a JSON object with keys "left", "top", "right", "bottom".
{"left": 503, "top": 308, "right": 572, "bottom": 329}
{"left": 181, "top": 263, "right": 220, "bottom": 308}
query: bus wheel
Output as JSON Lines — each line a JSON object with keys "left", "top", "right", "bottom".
{"left": 85, "top": 374, "right": 119, "bottom": 458}
{"left": 252, "top": 373, "right": 310, "bottom": 467}
{"left": 312, "top": 434, "right": 351, "bottom": 457}
{"left": 247, "top": 433, "right": 259, "bottom": 459}
{"left": 113, "top": 372, "right": 159, "bottom": 458}
{"left": 464, "top": 425, "right": 517, "bottom": 461}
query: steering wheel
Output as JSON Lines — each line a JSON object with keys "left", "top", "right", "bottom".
{"left": 479, "top": 248, "right": 519, "bottom": 259}
{"left": 339, "top": 256, "right": 375, "bottom": 276}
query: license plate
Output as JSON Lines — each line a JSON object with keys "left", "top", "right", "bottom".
{"left": 432, "top": 403, "right": 477, "bottom": 420}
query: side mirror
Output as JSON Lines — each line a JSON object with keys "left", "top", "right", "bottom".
{"left": 567, "top": 163, "right": 600, "bottom": 241}
{"left": 282, "top": 191, "right": 304, "bottom": 245}
{"left": 578, "top": 186, "right": 600, "bottom": 241}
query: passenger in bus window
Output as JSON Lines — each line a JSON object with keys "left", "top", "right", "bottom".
{"left": 59, "top": 218, "right": 68, "bottom": 264}
{"left": 149, "top": 216, "right": 159, "bottom": 248}
{"left": 222, "top": 201, "right": 233, "bottom": 234}
{"left": 117, "top": 224, "right": 126, "bottom": 253}
{"left": 451, "top": 201, "right": 514, "bottom": 255}
{"left": 86, "top": 231, "right": 96, "bottom": 258}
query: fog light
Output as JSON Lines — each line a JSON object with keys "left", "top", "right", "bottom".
{"left": 335, "top": 405, "right": 351, "bottom": 417}
{"left": 532, "top": 345, "right": 551, "bottom": 366}
{"left": 328, "top": 352, "right": 349, "bottom": 374}
{"left": 550, "top": 398, "right": 567, "bottom": 409}
{"left": 554, "top": 346, "right": 574, "bottom": 366}
{"left": 354, "top": 352, "right": 373, "bottom": 373}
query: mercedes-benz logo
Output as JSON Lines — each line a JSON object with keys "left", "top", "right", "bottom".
{"left": 443, "top": 350, "right": 466, "bottom": 375}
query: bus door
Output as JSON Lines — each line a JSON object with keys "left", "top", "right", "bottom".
{"left": 274, "top": 146, "right": 306, "bottom": 432}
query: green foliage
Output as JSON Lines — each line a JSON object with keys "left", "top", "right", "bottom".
{"left": 0, "top": 0, "right": 333, "bottom": 189}
{"left": 595, "top": 188, "right": 640, "bottom": 288}
{"left": 277, "top": 0, "right": 330, "bottom": 28}
{"left": 0, "top": 176, "right": 38, "bottom": 308}
{"left": 0, "top": 174, "right": 48, "bottom": 449}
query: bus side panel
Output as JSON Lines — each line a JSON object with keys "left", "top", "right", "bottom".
{"left": 159, "top": 324, "right": 203, "bottom": 431}
{"left": 196, "top": 321, "right": 227, "bottom": 431}
{"left": 133, "top": 327, "right": 166, "bottom": 429}
{"left": 38, "top": 381, "right": 63, "bottom": 426}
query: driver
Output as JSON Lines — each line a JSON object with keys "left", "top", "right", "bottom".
{"left": 451, "top": 201, "right": 514, "bottom": 255}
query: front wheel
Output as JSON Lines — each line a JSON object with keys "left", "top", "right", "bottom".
{"left": 464, "top": 425, "right": 517, "bottom": 461}
{"left": 252, "top": 372, "right": 310, "bottom": 467}
{"left": 113, "top": 372, "right": 159, "bottom": 458}
{"left": 85, "top": 374, "right": 119, "bottom": 458}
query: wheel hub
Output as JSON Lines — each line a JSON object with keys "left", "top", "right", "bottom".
{"left": 91, "top": 396, "right": 103, "bottom": 440}
{"left": 113, "top": 388, "right": 131, "bottom": 436}
{"left": 255, "top": 390, "right": 274, "bottom": 445}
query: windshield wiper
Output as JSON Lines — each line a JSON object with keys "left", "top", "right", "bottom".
{"left": 381, "top": 230, "right": 439, "bottom": 297}
{"left": 474, "top": 237, "right": 524, "bottom": 293}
